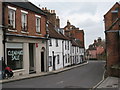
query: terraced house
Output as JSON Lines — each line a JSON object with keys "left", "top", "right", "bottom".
{"left": 42, "top": 8, "right": 71, "bottom": 71}
{"left": 2, "top": 1, "right": 48, "bottom": 77}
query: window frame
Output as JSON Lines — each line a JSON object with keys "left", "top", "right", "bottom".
{"left": 21, "top": 12, "right": 28, "bottom": 31}
{"left": 8, "top": 8, "right": 16, "bottom": 29}
{"left": 36, "top": 17, "right": 41, "bottom": 33}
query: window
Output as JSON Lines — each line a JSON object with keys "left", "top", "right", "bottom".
{"left": 36, "top": 17, "right": 40, "bottom": 33}
{"left": 56, "top": 39, "right": 58, "bottom": 47}
{"left": 7, "top": 43, "right": 23, "bottom": 70}
{"left": 49, "top": 39, "right": 52, "bottom": 46}
{"left": 111, "top": 8, "right": 118, "bottom": 23}
{"left": 68, "top": 41, "right": 69, "bottom": 50}
{"left": 57, "top": 55, "right": 60, "bottom": 64}
{"left": 68, "top": 54, "right": 70, "bottom": 63}
{"left": 65, "top": 41, "right": 67, "bottom": 50}
{"left": 21, "top": 13, "right": 27, "bottom": 31}
{"left": 49, "top": 56, "right": 52, "bottom": 66}
{"left": 65, "top": 55, "right": 67, "bottom": 63}
{"left": 8, "top": 9, "right": 16, "bottom": 29}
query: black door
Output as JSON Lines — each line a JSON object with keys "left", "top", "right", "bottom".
{"left": 53, "top": 56, "right": 56, "bottom": 70}
{"left": 41, "top": 52, "right": 44, "bottom": 72}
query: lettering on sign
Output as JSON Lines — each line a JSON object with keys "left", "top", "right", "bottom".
{"left": 7, "top": 49, "right": 23, "bottom": 61}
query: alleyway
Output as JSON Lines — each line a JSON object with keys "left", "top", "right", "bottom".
{"left": 2, "top": 60, "right": 105, "bottom": 88}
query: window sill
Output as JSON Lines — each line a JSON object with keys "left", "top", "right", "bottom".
{"left": 8, "top": 29, "right": 17, "bottom": 32}
{"left": 21, "top": 31, "right": 29, "bottom": 34}
{"left": 36, "top": 33, "right": 42, "bottom": 35}
{"left": 13, "top": 69, "right": 25, "bottom": 73}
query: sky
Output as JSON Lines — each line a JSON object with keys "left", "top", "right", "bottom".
{"left": 29, "top": 0, "right": 119, "bottom": 49}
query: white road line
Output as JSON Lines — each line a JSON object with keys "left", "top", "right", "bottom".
{"left": 56, "top": 81, "right": 64, "bottom": 84}
{"left": 92, "top": 70, "right": 106, "bottom": 89}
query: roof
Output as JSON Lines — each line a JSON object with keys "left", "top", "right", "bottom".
{"left": 48, "top": 20, "right": 70, "bottom": 40}
{"left": 4, "top": 2, "right": 46, "bottom": 16}
{"left": 71, "top": 40, "right": 83, "bottom": 48}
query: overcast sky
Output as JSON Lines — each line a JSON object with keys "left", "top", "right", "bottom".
{"left": 29, "top": 0, "right": 119, "bottom": 48}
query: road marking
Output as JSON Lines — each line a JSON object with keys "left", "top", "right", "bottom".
{"left": 92, "top": 70, "right": 106, "bottom": 89}
{"left": 56, "top": 81, "right": 64, "bottom": 84}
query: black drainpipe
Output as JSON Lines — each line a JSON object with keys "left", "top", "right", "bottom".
{"left": 2, "top": 3, "right": 7, "bottom": 64}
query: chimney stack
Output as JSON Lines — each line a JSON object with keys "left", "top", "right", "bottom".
{"left": 56, "top": 16, "right": 60, "bottom": 28}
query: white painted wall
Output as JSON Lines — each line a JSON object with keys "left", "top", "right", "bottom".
{"left": 48, "top": 38, "right": 63, "bottom": 71}
{"left": 63, "top": 40, "right": 71, "bottom": 67}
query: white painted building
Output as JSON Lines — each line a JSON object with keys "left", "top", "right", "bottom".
{"left": 62, "top": 40, "right": 71, "bottom": 67}
{"left": 71, "top": 40, "right": 85, "bottom": 65}
{"left": 48, "top": 27, "right": 71, "bottom": 71}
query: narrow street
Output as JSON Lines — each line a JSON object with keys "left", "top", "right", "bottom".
{"left": 2, "top": 60, "right": 105, "bottom": 88}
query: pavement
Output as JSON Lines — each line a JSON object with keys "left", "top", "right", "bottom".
{"left": 0, "top": 61, "right": 88, "bottom": 84}
{"left": 93, "top": 77, "right": 120, "bottom": 90}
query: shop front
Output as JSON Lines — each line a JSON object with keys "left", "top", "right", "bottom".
{"left": 5, "top": 36, "right": 47, "bottom": 77}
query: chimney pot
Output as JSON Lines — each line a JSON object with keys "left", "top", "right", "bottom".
{"left": 45, "top": 7, "right": 47, "bottom": 10}
{"left": 42, "top": 7, "right": 44, "bottom": 10}
{"left": 53, "top": 10, "right": 55, "bottom": 13}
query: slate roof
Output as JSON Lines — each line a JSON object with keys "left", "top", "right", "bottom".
{"left": 4, "top": 2, "right": 46, "bottom": 16}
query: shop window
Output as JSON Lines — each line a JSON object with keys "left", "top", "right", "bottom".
{"left": 7, "top": 43, "right": 23, "bottom": 70}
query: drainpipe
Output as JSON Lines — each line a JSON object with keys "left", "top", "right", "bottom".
{"left": 2, "top": 3, "right": 7, "bottom": 64}
{"left": 46, "top": 20, "right": 49, "bottom": 72}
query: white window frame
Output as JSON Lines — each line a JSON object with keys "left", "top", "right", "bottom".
{"left": 21, "top": 12, "right": 27, "bottom": 31}
{"left": 8, "top": 8, "right": 16, "bottom": 29}
{"left": 35, "top": 15, "right": 41, "bottom": 33}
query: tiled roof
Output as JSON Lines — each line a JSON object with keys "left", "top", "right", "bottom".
{"left": 4, "top": 2, "right": 46, "bottom": 16}
{"left": 48, "top": 23, "right": 69, "bottom": 40}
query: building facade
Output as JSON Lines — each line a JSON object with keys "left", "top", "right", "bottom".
{"left": 104, "top": 2, "right": 120, "bottom": 77}
{"left": 3, "top": 2, "right": 48, "bottom": 77}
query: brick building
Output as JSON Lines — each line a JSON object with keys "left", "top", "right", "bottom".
{"left": 2, "top": 1, "right": 48, "bottom": 77}
{"left": 104, "top": 2, "right": 120, "bottom": 77}
{"left": 64, "top": 20, "right": 84, "bottom": 48}
{"left": 86, "top": 37, "right": 105, "bottom": 60}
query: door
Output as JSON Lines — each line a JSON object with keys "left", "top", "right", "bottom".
{"left": 41, "top": 52, "right": 44, "bottom": 72}
{"left": 29, "top": 43, "right": 35, "bottom": 74}
{"left": 53, "top": 56, "right": 56, "bottom": 70}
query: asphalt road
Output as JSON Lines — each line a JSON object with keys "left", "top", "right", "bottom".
{"left": 2, "top": 60, "right": 105, "bottom": 88}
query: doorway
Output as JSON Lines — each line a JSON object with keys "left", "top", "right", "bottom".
{"left": 41, "top": 52, "right": 44, "bottom": 72}
{"left": 29, "top": 43, "right": 35, "bottom": 74}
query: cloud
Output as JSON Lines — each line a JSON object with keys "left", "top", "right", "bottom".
{"left": 29, "top": 0, "right": 117, "bottom": 48}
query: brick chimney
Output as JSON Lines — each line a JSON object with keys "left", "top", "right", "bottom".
{"left": 56, "top": 16, "right": 60, "bottom": 28}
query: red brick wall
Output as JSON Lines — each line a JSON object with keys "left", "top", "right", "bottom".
{"left": 104, "top": 2, "right": 120, "bottom": 76}
{"left": 75, "top": 30, "right": 84, "bottom": 47}
{"left": 4, "top": 4, "right": 46, "bottom": 37}
{"left": 106, "top": 32, "right": 119, "bottom": 67}
{"left": 104, "top": 3, "right": 120, "bottom": 30}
